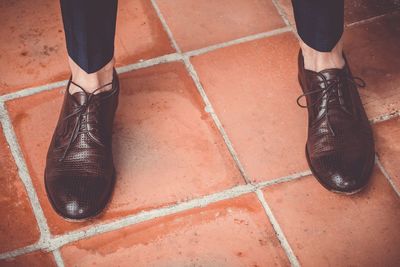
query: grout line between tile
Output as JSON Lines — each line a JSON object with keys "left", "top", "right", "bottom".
{"left": 52, "top": 249, "right": 65, "bottom": 267}
{"left": 182, "top": 56, "right": 251, "bottom": 184}
{"left": 184, "top": 26, "right": 291, "bottom": 57}
{"left": 0, "top": 170, "right": 308, "bottom": 259}
{"left": 149, "top": 0, "right": 181, "bottom": 53}
{"left": 115, "top": 53, "right": 181, "bottom": 74}
{"left": 346, "top": 10, "right": 400, "bottom": 28}
{"left": 255, "top": 170, "right": 312, "bottom": 189}
{"left": 0, "top": 102, "right": 51, "bottom": 243}
{"left": 270, "top": 0, "right": 302, "bottom": 44}
{"left": 0, "top": 80, "right": 68, "bottom": 102}
{"left": 375, "top": 155, "right": 400, "bottom": 198}
{"left": 271, "top": 0, "right": 292, "bottom": 27}
{"left": 149, "top": 0, "right": 253, "bottom": 184}
{"left": 255, "top": 190, "right": 301, "bottom": 267}
{"left": 0, "top": 244, "right": 42, "bottom": 260}
{"left": 369, "top": 110, "right": 400, "bottom": 125}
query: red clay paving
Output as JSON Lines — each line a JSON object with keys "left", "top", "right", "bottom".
{"left": 1, "top": 0, "right": 399, "bottom": 266}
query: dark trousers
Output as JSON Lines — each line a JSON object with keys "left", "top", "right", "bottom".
{"left": 60, "top": 0, "right": 344, "bottom": 74}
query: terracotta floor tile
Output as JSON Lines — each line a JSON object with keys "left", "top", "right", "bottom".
{"left": 6, "top": 62, "right": 243, "bottom": 235}
{"left": 114, "top": 0, "right": 175, "bottom": 66}
{"left": 0, "top": 0, "right": 173, "bottom": 95}
{"left": 156, "top": 0, "right": 286, "bottom": 51}
{"left": 0, "top": 0, "right": 68, "bottom": 95}
{"left": 263, "top": 168, "right": 400, "bottom": 266}
{"left": 0, "top": 125, "right": 40, "bottom": 253}
{"left": 61, "top": 193, "right": 290, "bottom": 267}
{"left": 344, "top": 13, "right": 400, "bottom": 119}
{"left": 0, "top": 251, "right": 57, "bottom": 267}
{"left": 276, "top": 0, "right": 400, "bottom": 27}
{"left": 373, "top": 117, "right": 400, "bottom": 190}
{"left": 191, "top": 32, "right": 309, "bottom": 182}
{"left": 345, "top": 0, "right": 400, "bottom": 24}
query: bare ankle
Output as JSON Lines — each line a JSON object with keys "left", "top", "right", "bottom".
{"left": 300, "top": 38, "right": 345, "bottom": 72}
{"left": 68, "top": 57, "right": 115, "bottom": 94}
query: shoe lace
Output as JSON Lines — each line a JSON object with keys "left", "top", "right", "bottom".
{"left": 296, "top": 71, "right": 366, "bottom": 136}
{"left": 59, "top": 81, "right": 114, "bottom": 162}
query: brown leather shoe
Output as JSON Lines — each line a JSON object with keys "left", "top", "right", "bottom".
{"left": 297, "top": 51, "right": 374, "bottom": 194}
{"left": 45, "top": 70, "right": 119, "bottom": 220}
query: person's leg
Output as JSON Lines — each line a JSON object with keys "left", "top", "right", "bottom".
{"left": 60, "top": 0, "right": 117, "bottom": 93}
{"left": 292, "top": 0, "right": 375, "bottom": 194}
{"left": 292, "top": 0, "right": 345, "bottom": 72}
{"left": 299, "top": 37, "right": 345, "bottom": 72}
{"left": 45, "top": 0, "right": 119, "bottom": 220}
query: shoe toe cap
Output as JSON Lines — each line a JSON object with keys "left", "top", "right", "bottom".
{"left": 62, "top": 199, "right": 92, "bottom": 219}
{"left": 310, "top": 150, "right": 374, "bottom": 194}
{"left": 328, "top": 172, "right": 363, "bottom": 193}
{"left": 45, "top": 172, "right": 114, "bottom": 220}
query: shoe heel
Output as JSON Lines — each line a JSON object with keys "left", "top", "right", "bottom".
{"left": 297, "top": 74, "right": 304, "bottom": 89}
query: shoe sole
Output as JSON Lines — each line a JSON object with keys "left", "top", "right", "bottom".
{"left": 305, "top": 145, "right": 375, "bottom": 195}
{"left": 44, "top": 168, "right": 116, "bottom": 222}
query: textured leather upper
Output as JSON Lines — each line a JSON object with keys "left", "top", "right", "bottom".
{"left": 297, "top": 51, "right": 375, "bottom": 193}
{"left": 45, "top": 70, "right": 119, "bottom": 220}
